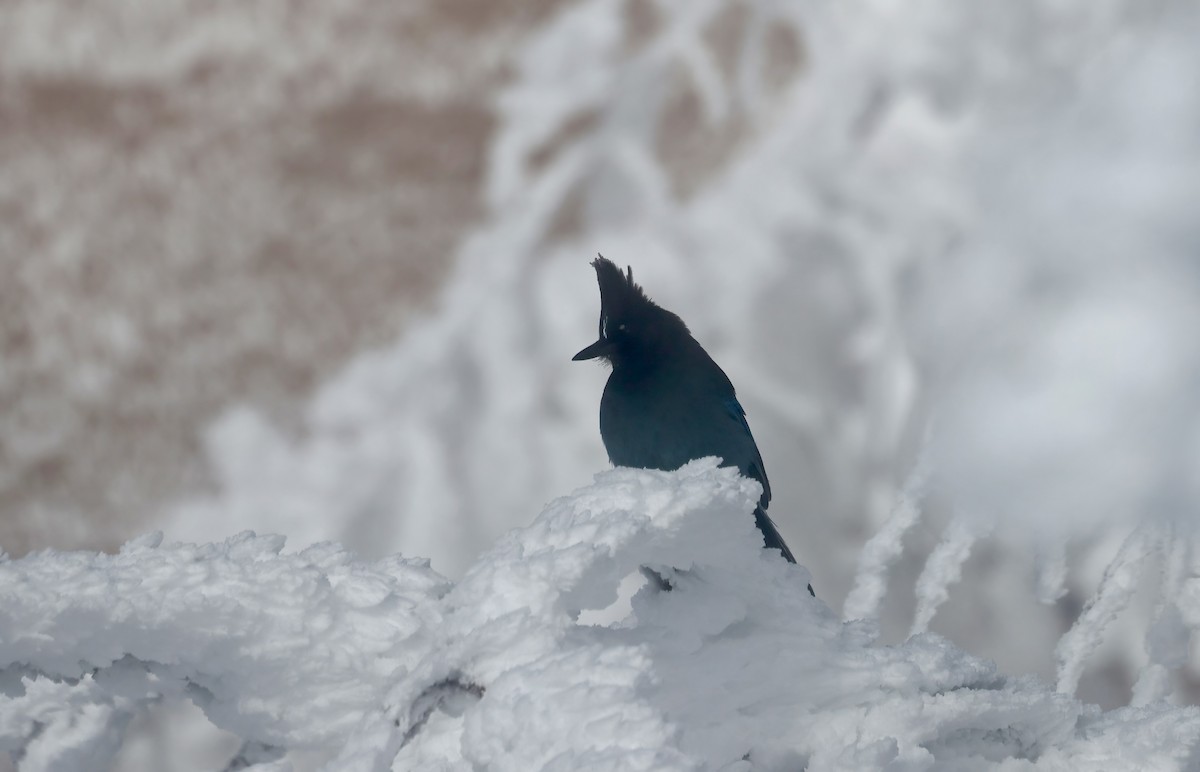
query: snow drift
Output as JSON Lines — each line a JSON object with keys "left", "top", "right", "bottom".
{"left": 4, "top": 460, "right": 1197, "bottom": 770}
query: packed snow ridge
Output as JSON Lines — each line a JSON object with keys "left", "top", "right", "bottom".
{"left": 3, "top": 459, "right": 1198, "bottom": 771}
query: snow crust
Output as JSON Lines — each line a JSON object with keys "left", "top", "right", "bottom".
{"left": 5, "top": 462, "right": 1198, "bottom": 770}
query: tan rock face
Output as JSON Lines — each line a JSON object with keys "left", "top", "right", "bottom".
{"left": 0, "top": 0, "right": 564, "bottom": 554}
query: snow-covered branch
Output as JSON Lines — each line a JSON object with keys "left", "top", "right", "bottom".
{"left": 0, "top": 532, "right": 449, "bottom": 769}
{"left": 5, "top": 461, "right": 1198, "bottom": 769}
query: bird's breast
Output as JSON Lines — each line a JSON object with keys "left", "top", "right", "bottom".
{"left": 598, "top": 373, "right": 750, "bottom": 475}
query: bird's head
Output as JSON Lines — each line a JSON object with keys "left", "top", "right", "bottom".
{"left": 572, "top": 255, "right": 689, "bottom": 368}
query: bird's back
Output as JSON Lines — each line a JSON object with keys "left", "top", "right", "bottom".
{"left": 599, "top": 341, "right": 771, "bottom": 510}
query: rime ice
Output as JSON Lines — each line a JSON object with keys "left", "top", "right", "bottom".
{"left": 4, "top": 462, "right": 1197, "bottom": 770}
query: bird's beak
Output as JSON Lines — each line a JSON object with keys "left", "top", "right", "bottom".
{"left": 572, "top": 339, "right": 611, "bottom": 361}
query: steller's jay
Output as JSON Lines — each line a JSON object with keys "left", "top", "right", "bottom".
{"left": 574, "top": 256, "right": 812, "bottom": 594}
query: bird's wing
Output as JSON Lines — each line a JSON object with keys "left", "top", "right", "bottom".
{"left": 722, "top": 397, "right": 771, "bottom": 507}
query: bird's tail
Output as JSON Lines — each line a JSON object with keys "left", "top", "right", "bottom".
{"left": 755, "top": 505, "right": 815, "bottom": 596}
{"left": 754, "top": 505, "right": 795, "bottom": 562}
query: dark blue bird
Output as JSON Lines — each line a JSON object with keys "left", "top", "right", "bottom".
{"left": 574, "top": 257, "right": 810, "bottom": 592}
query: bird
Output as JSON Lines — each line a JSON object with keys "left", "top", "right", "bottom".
{"left": 574, "top": 256, "right": 812, "bottom": 594}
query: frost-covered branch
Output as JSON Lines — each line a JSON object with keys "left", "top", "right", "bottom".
{"left": 844, "top": 444, "right": 933, "bottom": 624}
{"left": 910, "top": 518, "right": 981, "bottom": 637}
{"left": 0, "top": 532, "right": 450, "bottom": 768}
{"left": 6, "top": 461, "right": 1199, "bottom": 769}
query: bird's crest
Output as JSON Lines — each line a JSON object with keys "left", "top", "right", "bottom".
{"left": 572, "top": 254, "right": 691, "bottom": 363}
{"left": 592, "top": 255, "right": 681, "bottom": 334}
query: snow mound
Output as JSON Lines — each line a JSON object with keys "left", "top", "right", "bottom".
{"left": 4, "top": 461, "right": 1198, "bottom": 770}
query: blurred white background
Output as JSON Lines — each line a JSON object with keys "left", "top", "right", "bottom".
{"left": 2, "top": 0, "right": 1197, "bottom": 768}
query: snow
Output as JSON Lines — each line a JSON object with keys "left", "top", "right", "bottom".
{"left": 0, "top": 532, "right": 449, "bottom": 761}
{"left": 4, "top": 462, "right": 1198, "bottom": 770}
